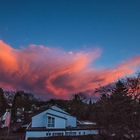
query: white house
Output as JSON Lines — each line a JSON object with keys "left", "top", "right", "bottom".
{"left": 25, "top": 105, "right": 99, "bottom": 140}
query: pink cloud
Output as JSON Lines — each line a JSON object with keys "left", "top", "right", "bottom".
{"left": 0, "top": 40, "right": 140, "bottom": 99}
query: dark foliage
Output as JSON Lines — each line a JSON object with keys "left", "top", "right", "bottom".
{"left": 0, "top": 88, "right": 8, "bottom": 116}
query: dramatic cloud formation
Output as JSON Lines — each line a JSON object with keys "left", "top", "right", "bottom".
{"left": 0, "top": 40, "right": 140, "bottom": 99}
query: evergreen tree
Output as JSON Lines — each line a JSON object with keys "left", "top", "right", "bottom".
{"left": 69, "top": 93, "right": 87, "bottom": 120}
{"left": 95, "top": 80, "right": 135, "bottom": 137}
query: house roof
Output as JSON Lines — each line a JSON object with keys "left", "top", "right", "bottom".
{"left": 26, "top": 126, "right": 100, "bottom": 131}
{"left": 46, "top": 112, "right": 67, "bottom": 120}
{"left": 50, "top": 106, "right": 70, "bottom": 115}
{"left": 32, "top": 105, "right": 71, "bottom": 118}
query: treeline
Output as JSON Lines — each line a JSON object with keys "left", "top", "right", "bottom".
{"left": 0, "top": 73, "right": 140, "bottom": 139}
{"left": 81, "top": 74, "right": 140, "bottom": 139}
{"left": 46, "top": 74, "right": 140, "bottom": 139}
{"left": 0, "top": 89, "right": 39, "bottom": 122}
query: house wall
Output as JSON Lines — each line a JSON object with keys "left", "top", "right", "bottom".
{"left": 54, "top": 117, "right": 65, "bottom": 128}
{"left": 32, "top": 112, "right": 46, "bottom": 127}
{"left": 46, "top": 114, "right": 66, "bottom": 129}
{"left": 25, "top": 129, "right": 99, "bottom": 140}
{"left": 47, "top": 109, "right": 76, "bottom": 127}
{"left": 32, "top": 112, "right": 66, "bottom": 128}
{"left": 32, "top": 108, "right": 76, "bottom": 128}
{"left": 66, "top": 115, "right": 76, "bottom": 127}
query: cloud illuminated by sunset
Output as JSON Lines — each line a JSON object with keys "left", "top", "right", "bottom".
{"left": 0, "top": 40, "right": 140, "bottom": 99}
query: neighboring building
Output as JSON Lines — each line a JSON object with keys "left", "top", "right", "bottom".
{"left": 25, "top": 105, "right": 99, "bottom": 140}
{"left": 0, "top": 109, "right": 11, "bottom": 128}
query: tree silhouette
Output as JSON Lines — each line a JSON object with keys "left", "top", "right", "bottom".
{"left": 94, "top": 80, "right": 139, "bottom": 138}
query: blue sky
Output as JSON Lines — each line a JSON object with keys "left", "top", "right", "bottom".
{"left": 0, "top": 0, "right": 140, "bottom": 67}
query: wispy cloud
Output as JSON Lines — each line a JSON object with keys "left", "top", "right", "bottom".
{"left": 0, "top": 41, "right": 140, "bottom": 98}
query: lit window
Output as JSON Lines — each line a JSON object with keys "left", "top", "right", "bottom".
{"left": 65, "top": 132, "right": 76, "bottom": 136}
{"left": 53, "top": 133, "right": 63, "bottom": 136}
{"left": 47, "top": 116, "right": 55, "bottom": 127}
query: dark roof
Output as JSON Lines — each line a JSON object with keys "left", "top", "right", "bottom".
{"left": 49, "top": 107, "right": 70, "bottom": 116}
{"left": 32, "top": 105, "right": 71, "bottom": 118}
{"left": 46, "top": 112, "right": 67, "bottom": 120}
{"left": 27, "top": 127, "right": 100, "bottom": 131}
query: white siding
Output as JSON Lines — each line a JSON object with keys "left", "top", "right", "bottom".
{"left": 25, "top": 129, "right": 99, "bottom": 140}
{"left": 26, "top": 131, "right": 47, "bottom": 140}
{"left": 54, "top": 116, "right": 65, "bottom": 128}
{"left": 47, "top": 108, "right": 76, "bottom": 127}
{"left": 46, "top": 114, "right": 66, "bottom": 128}
{"left": 32, "top": 112, "right": 46, "bottom": 127}
{"left": 66, "top": 115, "right": 76, "bottom": 127}
{"left": 31, "top": 106, "right": 76, "bottom": 128}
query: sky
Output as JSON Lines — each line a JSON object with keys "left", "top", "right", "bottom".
{"left": 0, "top": 0, "right": 140, "bottom": 99}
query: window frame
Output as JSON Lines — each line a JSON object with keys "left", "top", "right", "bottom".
{"left": 47, "top": 116, "right": 55, "bottom": 127}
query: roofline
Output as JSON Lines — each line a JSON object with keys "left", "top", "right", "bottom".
{"left": 50, "top": 108, "right": 70, "bottom": 116}
{"left": 32, "top": 106, "right": 74, "bottom": 118}
{"left": 27, "top": 127, "right": 100, "bottom": 131}
{"left": 46, "top": 112, "right": 67, "bottom": 120}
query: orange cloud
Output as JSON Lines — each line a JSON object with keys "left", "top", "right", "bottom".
{"left": 0, "top": 41, "right": 18, "bottom": 72}
{"left": 0, "top": 41, "right": 140, "bottom": 99}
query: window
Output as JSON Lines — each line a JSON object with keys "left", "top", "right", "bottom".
{"left": 46, "top": 133, "right": 51, "bottom": 136}
{"left": 65, "top": 132, "right": 76, "bottom": 136}
{"left": 52, "top": 133, "right": 63, "bottom": 136}
{"left": 47, "top": 116, "right": 55, "bottom": 127}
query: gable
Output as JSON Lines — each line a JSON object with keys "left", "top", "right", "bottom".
{"left": 31, "top": 106, "right": 77, "bottom": 128}
{"left": 50, "top": 106, "right": 70, "bottom": 115}
{"left": 46, "top": 112, "right": 67, "bottom": 120}
{"left": 32, "top": 106, "right": 71, "bottom": 120}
